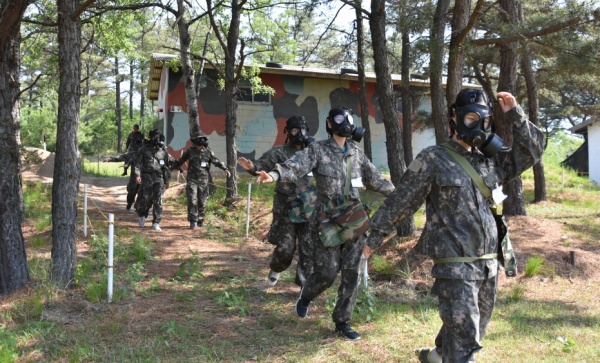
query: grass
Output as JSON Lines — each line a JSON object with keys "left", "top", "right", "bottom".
{"left": 82, "top": 157, "right": 125, "bottom": 177}
{"left": 6, "top": 135, "right": 600, "bottom": 362}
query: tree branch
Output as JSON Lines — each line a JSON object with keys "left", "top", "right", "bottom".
{"left": 73, "top": 0, "right": 97, "bottom": 20}
{"left": 17, "top": 73, "right": 44, "bottom": 99}
{"left": 471, "top": 16, "right": 582, "bottom": 46}
{"left": 456, "top": 0, "right": 484, "bottom": 44}
{"left": 339, "top": 0, "right": 371, "bottom": 18}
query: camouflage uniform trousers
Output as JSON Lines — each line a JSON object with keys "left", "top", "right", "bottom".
{"left": 186, "top": 176, "right": 210, "bottom": 224}
{"left": 126, "top": 172, "right": 139, "bottom": 209}
{"left": 136, "top": 172, "right": 166, "bottom": 224}
{"left": 267, "top": 193, "right": 313, "bottom": 286}
{"left": 300, "top": 216, "right": 366, "bottom": 325}
{"left": 432, "top": 275, "right": 498, "bottom": 363}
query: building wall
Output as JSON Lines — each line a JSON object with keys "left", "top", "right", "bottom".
{"left": 588, "top": 122, "right": 600, "bottom": 185}
{"left": 161, "top": 68, "right": 435, "bottom": 169}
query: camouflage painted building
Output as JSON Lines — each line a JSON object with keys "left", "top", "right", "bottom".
{"left": 147, "top": 53, "right": 460, "bottom": 169}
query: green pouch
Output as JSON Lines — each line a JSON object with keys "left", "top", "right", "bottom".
{"left": 288, "top": 186, "right": 318, "bottom": 223}
{"left": 317, "top": 199, "right": 369, "bottom": 248}
{"left": 494, "top": 214, "right": 517, "bottom": 277}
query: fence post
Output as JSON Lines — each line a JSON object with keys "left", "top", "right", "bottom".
{"left": 83, "top": 184, "right": 88, "bottom": 237}
{"left": 107, "top": 214, "right": 114, "bottom": 303}
{"left": 246, "top": 183, "right": 251, "bottom": 238}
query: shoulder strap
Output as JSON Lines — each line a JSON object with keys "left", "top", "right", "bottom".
{"left": 441, "top": 143, "right": 491, "bottom": 200}
{"left": 344, "top": 154, "right": 353, "bottom": 196}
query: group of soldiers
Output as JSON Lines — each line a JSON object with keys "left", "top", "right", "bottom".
{"left": 106, "top": 88, "right": 544, "bottom": 363}
{"left": 249, "top": 90, "right": 544, "bottom": 363}
{"left": 104, "top": 124, "right": 229, "bottom": 231}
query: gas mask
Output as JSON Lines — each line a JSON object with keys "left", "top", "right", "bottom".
{"left": 285, "top": 116, "right": 314, "bottom": 147}
{"left": 453, "top": 91, "right": 508, "bottom": 158}
{"left": 327, "top": 107, "right": 365, "bottom": 142}
{"left": 192, "top": 137, "right": 208, "bottom": 147}
{"left": 148, "top": 129, "right": 165, "bottom": 148}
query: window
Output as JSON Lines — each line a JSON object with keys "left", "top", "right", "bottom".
{"left": 236, "top": 81, "right": 271, "bottom": 104}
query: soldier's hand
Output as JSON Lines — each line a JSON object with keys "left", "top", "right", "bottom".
{"left": 362, "top": 245, "right": 373, "bottom": 259}
{"left": 136, "top": 176, "right": 142, "bottom": 184}
{"left": 224, "top": 169, "right": 231, "bottom": 178}
{"left": 255, "top": 170, "right": 273, "bottom": 184}
{"left": 237, "top": 157, "right": 254, "bottom": 171}
{"left": 497, "top": 92, "right": 518, "bottom": 113}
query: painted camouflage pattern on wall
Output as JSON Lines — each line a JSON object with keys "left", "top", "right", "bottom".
{"left": 155, "top": 67, "right": 435, "bottom": 168}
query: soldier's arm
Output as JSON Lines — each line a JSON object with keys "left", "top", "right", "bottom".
{"left": 359, "top": 153, "right": 395, "bottom": 196}
{"left": 208, "top": 149, "right": 228, "bottom": 171}
{"left": 497, "top": 103, "right": 545, "bottom": 183}
{"left": 171, "top": 149, "right": 190, "bottom": 170}
{"left": 366, "top": 152, "right": 434, "bottom": 250}
{"left": 271, "top": 146, "right": 316, "bottom": 183}
{"left": 134, "top": 148, "right": 145, "bottom": 178}
{"left": 251, "top": 148, "right": 280, "bottom": 174}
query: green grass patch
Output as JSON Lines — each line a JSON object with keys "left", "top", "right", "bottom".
{"left": 82, "top": 158, "right": 125, "bottom": 177}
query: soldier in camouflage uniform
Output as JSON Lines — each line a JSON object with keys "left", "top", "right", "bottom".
{"left": 172, "top": 135, "right": 230, "bottom": 229}
{"left": 256, "top": 107, "right": 394, "bottom": 341}
{"left": 103, "top": 142, "right": 147, "bottom": 210}
{"left": 134, "top": 129, "right": 175, "bottom": 231}
{"left": 123, "top": 124, "right": 145, "bottom": 176}
{"left": 238, "top": 116, "right": 315, "bottom": 287}
{"left": 363, "top": 90, "right": 545, "bottom": 363}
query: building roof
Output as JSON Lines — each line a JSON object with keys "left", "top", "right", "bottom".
{"left": 570, "top": 117, "right": 599, "bottom": 134}
{"left": 147, "top": 54, "right": 481, "bottom": 101}
{"left": 148, "top": 53, "right": 178, "bottom": 101}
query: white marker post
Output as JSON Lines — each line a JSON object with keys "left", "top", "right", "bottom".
{"left": 246, "top": 183, "right": 251, "bottom": 238}
{"left": 107, "top": 214, "right": 114, "bottom": 303}
{"left": 83, "top": 184, "right": 88, "bottom": 237}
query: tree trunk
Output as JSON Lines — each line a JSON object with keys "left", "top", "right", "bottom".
{"left": 223, "top": 0, "right": 242, "bottom": 199}
{"left": 354, "top": 1, "right": 372, "bottom": 161}
{"left": 115, "top": 57, "right": 123, "bottom": 152}
{"left": 401, "top": 30, "right": 413, "bottom": 166}
{"left": 129, "top": 59, "right": 134, "bottom": 120}
{"left": 52, "top": 0, "right": 82, "bottom": 289}
{"left": 429, "top": 0, "right": 451, "bottom": 145}
{"left": 176, "top": 0, "right": 201, "bottom": 139}
{"left": 521, "top": 44, "right": 547, "bottom": 202}
{"left": 519, "top": 7, "right": 546, "bottom": 203}
{"left": 497, "top": 0, "right": 526, "bottom": 216}
{"left": 0, "top": 0, "right": 30, "bottom": 295}
{"left": 140, "top": 34, "right": 146, "bottom": 122}
{"left": 446, "top": 0, "right": 469, "bottom": 106}
{"left": 369, "top": 0, "right": 413, "bottom": 236}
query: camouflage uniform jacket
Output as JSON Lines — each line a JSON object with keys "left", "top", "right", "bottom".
{"left": 367, "top": 105, "right": 545, "bottom": 280}
{"left": 172, "top": 146, "right": 227, "bottom": 181}
{"left": 270, "top": 138, "right": 394, "bottom": 205}
{"left": 134, "top": 143, "right": 174, "bottom": 184}
{"left": 249, "top": 144, "right": 313, "bottom": 197}
{"left": 126, "top": 131, "right": 145, "bottom": 152}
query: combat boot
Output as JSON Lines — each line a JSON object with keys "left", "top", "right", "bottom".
{"left": 335, "top": 323, "right": 361, "bottom": 341}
